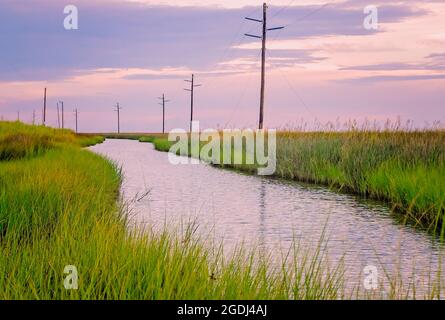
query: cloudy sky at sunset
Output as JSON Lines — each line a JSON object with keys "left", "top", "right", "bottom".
{"left": 0, "top": 0, "right": 444, "bottom": 132}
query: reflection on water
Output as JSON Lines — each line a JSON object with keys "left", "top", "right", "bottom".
{"left": 90, "top": 139, "right": 444, "bottom": 291}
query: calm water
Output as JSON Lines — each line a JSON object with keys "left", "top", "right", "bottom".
{"left": 90, "top": 139, "right": 444, "bottom": 291}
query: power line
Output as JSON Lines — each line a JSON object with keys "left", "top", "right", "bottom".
{"left": 265, "top": 48, "right": 318, "bottom": 120}
{"left": 223, "top": 48, "right": 263, "bottom": 129}
{"left": 268, "top": 2, "right": 332, "bottom": 44}
{"left": 293, "top": 2, "right": 331, "bottom": 26}
{"left": 270, "top": 0, "right": 297, "bottom": 18}
{"left": 263, "top": 3, "right": 332, "bottom": 122}
{"left": 201, "top": 6, "right": 264, "bottom": 90}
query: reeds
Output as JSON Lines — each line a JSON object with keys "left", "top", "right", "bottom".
{"left": 0, "top": 122, "right": 344, "bottom": 300}
{"left": 3, "top": 122, "right": 443, "bottom": 299}
{"left": 137, "top": 123, "right": 445, "bottom": 230}
{"left": 275, "top": 129, "right": 445, "bottom": 230}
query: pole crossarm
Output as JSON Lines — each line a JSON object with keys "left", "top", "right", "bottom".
{"left": 245, "top": 17, "right": 262, "bottom": 23}
{"left": 245, "top": 33, "right": 262, "bottom": 39}
{"left": 267, "top": 26, "right": 285, "bottom": 31}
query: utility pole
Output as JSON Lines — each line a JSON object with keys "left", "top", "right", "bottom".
{"left": 158, "top": 94, "right": 170, "bottom": 134}
{"left": 259, "top": 3, "right": 266, "bottom": 130}
{"left": 59, "top": 100, "right": 65, "bottom": 129}
{"left": 33, "top": 109, "right": 36, "bottom": 125}
{"left": 184, "top": 74, "right": 202, "bottom": 132}
{"left": 115, "top": 103, "right": 122, "bottom": 134}
{"left": 43, "top": 88, "right": 47, "bottom": 126}
{"left": 74, "top": 108, "right": 78, "bottom": 133}
{"left": 245, "top": 3, "right": 284, "bottom": 130}
{"left": 57, "top": 103, "right": 61, "bottom": 128}
{"left": 17, "top": 111, "right": 20, "bottom": 122}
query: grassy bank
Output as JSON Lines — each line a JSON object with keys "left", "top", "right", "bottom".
{"left": 0, "top": 122, "right": 104, "bottom": 161}
{"left": 135, "top": 130, "right": 445, "bottom": 230}
{"left": 0, "top": 122, "right": 346, "bottom": 299}
{"left": 276, "top": 131, "right": 445, "bottom": 230}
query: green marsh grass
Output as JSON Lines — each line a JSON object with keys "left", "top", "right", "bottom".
{"left": 3, "top": 123, "right": 444, "bottom": 299}
{"left": 138, "top": 136, "right": 156, "bottom": 143}
{"left": 0, "top": 122, "right": 346, "bottom": 300}
{"left": 137, "top": 128, "right": 445, "bottom": 230}
{"left": 153, "top": 138, "right": 175, "bottom": 152}
{"left": 276, "top": 129, "right": 445, "bottom": 229}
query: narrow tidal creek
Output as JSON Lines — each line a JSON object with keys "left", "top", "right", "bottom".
{"left": 90, "top": 139, "right": 445, "bottom": 293}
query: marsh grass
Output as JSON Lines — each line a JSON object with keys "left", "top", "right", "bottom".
{"left": 276, "top": 129, "right": 445, "bottom": 230}
{"left": 0, "top": 121, "right": 104, "bottom": 162}
{"left": 133, "top": 127, "right": 445, "bottom": 230}
{"left": 153, "top": 138, "right": 175, "bottom": 152}
{"left": 138, "top": 136, "right": 156, "bottom": 143}
{"left": 0, "top": 122, "right": 346, "bottom": 300}
{"left": 2, "top": 122, "right": 444, "bottom": 299}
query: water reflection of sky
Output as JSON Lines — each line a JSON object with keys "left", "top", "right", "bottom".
{"left": 90, "top": 139, "right": 445, "bottom": 295}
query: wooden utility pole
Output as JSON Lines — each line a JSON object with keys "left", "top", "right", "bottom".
{"left": 57, "top": 103, "right": 61, "bottom": 128}
{"left": 245, "top": 3, "right": 284, "bottom": 130}
{"left": 259, "top": 3, "right": 267, "bottom": 130}
{"left": 158, "top": 94, "right": 170, "bottom": 134}
{"left": 74, "top": 108, "right": 78, "bottom": 133}
{"left": 59, "top": 100, "right": 65, "bottom": 129}
{"left": 115, "top": 103, "right": 122, "bottom": 134}
{"left": 43, "top": 88, "right": 47, "bottom": 126}
{"left": 17, "top": 111, "right": 20, "bottom": 122}
{"left": 184, "top": 74, "right": 201, "bottom": 132}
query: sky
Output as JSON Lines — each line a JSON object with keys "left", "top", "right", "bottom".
{"left": 0, "top": 0, "right": 444, "bottom": 132}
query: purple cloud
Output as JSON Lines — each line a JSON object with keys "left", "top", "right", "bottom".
{"left": 0, "top": 0, "right": 427, "bottom": 82}
{"left": 339, "top": 74, "right": 445, "bottom": 84}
